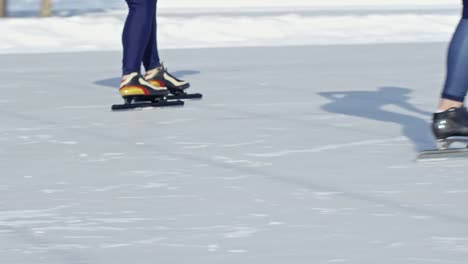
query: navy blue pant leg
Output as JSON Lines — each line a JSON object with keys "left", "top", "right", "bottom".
{"left": 441, "top": 0, "right": 468, "bottom": 102}
{"left": 142, "top": 0, "right": 161, "bottom": 71}
{"left": 122, "top": 0, "right": 160, "bottom": 75}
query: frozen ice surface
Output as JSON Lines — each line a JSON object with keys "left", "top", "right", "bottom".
{"left": 0, "top": 43, "right": 468, "bottom": 263}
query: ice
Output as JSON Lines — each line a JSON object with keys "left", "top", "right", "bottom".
{"left": 0, "top": 43, "right": 467, "bottom": 263}
{"left": 1, "top": 0, "right": 468, "bottom": 261}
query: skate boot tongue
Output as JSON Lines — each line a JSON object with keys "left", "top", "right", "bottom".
{"left": 120, "top": 72, "right": 139, "bottom": 88}
{"left": 145, "top": 65, "right": 163, "bottom": 79}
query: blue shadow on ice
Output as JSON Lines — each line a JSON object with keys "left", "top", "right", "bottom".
{"left": 318, "top": 87, "right": 435, "bottom": 152}
{"left": 94, "top": 70, "right": 201, "bottom": 89}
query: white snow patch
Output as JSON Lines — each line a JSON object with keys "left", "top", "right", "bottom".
{"left": 0, "top": 7, "right": 460, "bottom": 54}
{"left": 446, "top": 189, "right": 468, "bottom": 194}
{"left": 228, "top": 249, "right": 248, "bottom": 253}
{"left": 370, "top": 214, "right": 396, "bottom": 217}
{"left": 328, "top": 259, "right": 348, "bottom": 263}
{"left": 7, "top": 0, "right": 458, "bottom": 11}
{"left": 410, "top": 215, "right": 432, "bottom": 220}
{"left": 101, "top": 243, "right": 133, "bottom": 249}
{"left": 249, "top": 213, "right": 269, "bottom": 218}
{"left": 224, "top": 227, "right": 260, "bottom": 238}
{"left": 386, "top": 242, "right": 406, "bottom": 248}
{"left": 41, "top": 189, "right": 65, "bottom": 194}
{"left": 207, "top": 244, "right": 219, "bottom": 252}
{"left": 213, "top": 155, "right": 272, "bottom": 167}
{"left": 268, "top": 221, "right": 285, "bottom": 226}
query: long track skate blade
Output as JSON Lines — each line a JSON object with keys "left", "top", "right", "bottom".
{"left": 167, "top": 93, "right": 203, "bottom": 100}
{"left": 417, "top": 148, "right": 468, "bottom": 161}
{"left": 111, "top": 100, "right": 184, "bottom": 111}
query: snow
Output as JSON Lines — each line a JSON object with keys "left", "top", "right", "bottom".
{"left": 0, "top": 1, "right": 462, "bottom": 54}
{"left": 6, "top": 0, "right": 458, "bottom": 11}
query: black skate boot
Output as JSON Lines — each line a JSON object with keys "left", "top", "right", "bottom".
{"left": 111, "top": 72, "right": 183, "bottom": 111}
{"left": 432, "top": 107, "right": 468, "bottom": 148}
{"left": 418, "top": 107, "right": 468, "bottom": 160}
{"left": 145, "top": 64, "right": 202, "bottom": 100}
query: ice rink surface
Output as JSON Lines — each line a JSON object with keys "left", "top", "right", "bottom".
{"left": 1, "top": 43, "right": 468, "bottom": 263}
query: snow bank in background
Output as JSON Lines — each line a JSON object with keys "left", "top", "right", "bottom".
{"left": 157, "top": 0, "right": 456, "bottom": 13}
{"left": 0, "top": 9, "right": 460, "bottom": 54}
{"left": 8, "top": 0, "right": 456, "bottom": 12}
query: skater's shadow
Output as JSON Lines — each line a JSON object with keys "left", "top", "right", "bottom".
{"left": 94, "top": 70, "right": 200, "bottom": 89}
{"left": 318, "top": 87, "right": 435, "bottom": 151}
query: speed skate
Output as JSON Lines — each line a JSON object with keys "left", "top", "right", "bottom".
{"left": 418, "top": 107, "right": 468, "bottom": 161}
{"left": 418, "top": 138, "right": 468, "bottom": 161}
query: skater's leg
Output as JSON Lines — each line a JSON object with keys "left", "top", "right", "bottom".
{"left": 122, "top": 0, "right": 157, "bottom": 76}
{"left": 431, "top": 2, "right": 468, "bottom": 142}
{"left": 438, "top": 1, "right": 468, "bottom": 111}
{"left": 142, "top": 0, "right": 161, "bottom": 72}
{"left": 141, "top": 10, "right": 190, "bottom": 92}
{"left": 120, "top": 0, "right": 168, "bottom": 100}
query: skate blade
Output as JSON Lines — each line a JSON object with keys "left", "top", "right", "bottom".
{"left": 167, "top": 93, "right": 203, "bottom": 100}
{"left": 417, "top": 148, "right": 468, "bottom": 161}
{"left": 418, "top": 138, "right": 468, "bottom": 161}
{"left": 111, "top": 100, "right": 184, "bottom": 111}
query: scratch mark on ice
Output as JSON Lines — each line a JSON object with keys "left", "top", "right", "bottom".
{"left": 247, "top": 137, "right": 406, "bottom": 157}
